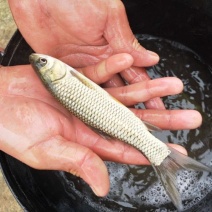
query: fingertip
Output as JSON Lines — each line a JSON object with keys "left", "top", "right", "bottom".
{"left": 132, "top": 49, "right": 160, "bottom": 67}
{"left": 147, "top": 50, "right": 160, "bottom": 63}
{"left": 192, "top": 110, "right": 203, "bottom": 128}
{"left": 171, "top": 77, "right": 184, "bottom": 93}
{"left": 80, "top": 151, "right": 110, "bottom": 197}
{"left": 90, "top": 184, "right": 109, "bottom": 197}
{"left": 30, "top": 136, "right": 110, "bottom": 197}
{"left": 168, "top": 144, "right": 188, "bottom": 156}
{"left": 121, "top": 53, "right": 134, "bottom": 66}
{"left": 180, "top": 110, "right": 202, "bottom": 129}
{"left": 108, "top": 53, "right": 134, "bottom": 71}
{"left": 131, "top": 47, "right": 160, "bottom": 67}
{"left": 158, "top": 77, "right": 184, "bottom": 94}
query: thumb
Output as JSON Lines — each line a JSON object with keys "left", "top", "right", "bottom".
{"left": 23, "top": 135, "right": 110, "bottom": 197}
{"left": 105, "top": 0, "right": 159, "bottom": 67}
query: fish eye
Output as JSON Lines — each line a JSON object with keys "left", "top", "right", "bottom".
{"left": 39, "top": 57, "right": 47, "bottom": 65}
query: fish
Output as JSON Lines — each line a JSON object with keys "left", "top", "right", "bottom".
{"left": 29, "top": 53, "right": 212, "bottom": 211}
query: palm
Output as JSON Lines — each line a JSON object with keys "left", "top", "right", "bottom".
{"left": 0, "top": 60, "right": 201, "bottom": 196}
{"left": 5, "top": 0, "right": 202, "bottom": 196}
{"left": 0, "top": 65, "right": 145, "bottom": 166}
{"left": 9, "top": 0, "right": 168, "bottom": 108}
{"left": 9, "top": 0, "right": 156, "bottom": 68}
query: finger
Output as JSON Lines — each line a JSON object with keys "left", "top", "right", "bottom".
{"left": 121, "top": 66, "right": 149, "bottom": 83}
{"left": 73, "top": 121, "right": 188, "bottom": 166}
{"left": 121, "top": 66, "right": 165, "bottom": 109}
{"left": 102, "top": 74, "right": 125, "bottom": 88}
{"left": 78, "top": 133, "right": 187, "bottom": 166}
{"left": 79, "top": 53, "right": 134, "bottom": 84}
{"left": 105, "top": 0, "right": 159, "bottom": 67}
{"left": 169, "top": 144, "right": 188, "bottom": 155}
{"left": 103, "top": 142, "right": 188, "bottom": 164}
{"left": 22, "top": 135, "right": 109, "bottom": 197}
{"left": 105, "top": 77, "right": 183, "bottom": 106}
{"left": 55, "top": 45, "right": 111, "bottom": 68}
{"left": 132, "top": 109, "right": 202, "bottom": 130}
{"left": 143, "top": 98, "right": 165, "bottom": 110}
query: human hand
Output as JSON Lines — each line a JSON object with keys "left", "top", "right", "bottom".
{"left": 8, "top": 0, "right": 164, "bottom": 109}
{"left": 8, "top": 0, "right": 159, "bottom": 67}
{"left": 0, "top": 54, "right": 201, "bottom": 196}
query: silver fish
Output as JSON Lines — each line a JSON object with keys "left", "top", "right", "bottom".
{"left": 29, "top": 53, "right": 212, "bottom": 211}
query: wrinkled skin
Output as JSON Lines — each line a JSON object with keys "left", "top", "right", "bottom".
{"left": 8, "top": 0, "right": 163, "bottom": 109}
{"left": 8, "top": 0, "right": 158, "bottom": 67}
{"left": 2, "top": 0, "right": 202, "bottom": 196}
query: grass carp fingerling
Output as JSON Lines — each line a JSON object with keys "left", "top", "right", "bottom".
{"left": 29, "top": 53, "right": 212, "bottom": 211}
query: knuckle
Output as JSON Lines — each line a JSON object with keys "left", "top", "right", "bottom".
{"left": 78, "top": 148, "right": 96, "bottom": 169}
{"left": 120, "top": 85, "right": 129, "bottom": 104}
{"left": 93, "top": 63, "right": 103, "bottom": 83}
{"left": 144, "top": 80, "right": 154, "bottom": 99}
{"left": 118, "top": 142, "right": 131, "bottom": 161}
{"left": 132, "top": 38, "right": 142, "bottom": 52}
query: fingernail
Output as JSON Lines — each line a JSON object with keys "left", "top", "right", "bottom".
{"left": 147, "top": 50, "right": 159, "bottom": 58}
{"left": 90, "top": 186, "right": 100, "bottom": 196}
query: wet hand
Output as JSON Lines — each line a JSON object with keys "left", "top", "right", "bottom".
{"left": 8, "top": 0, "right": 163, "bottom": 109}
{"left": 8, "top": 0, "right": 159, "bottom": 66}
{"left": 0, "top": 54, "right": 201, "bottom": 196}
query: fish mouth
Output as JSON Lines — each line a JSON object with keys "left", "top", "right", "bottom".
{"left": 29, "top": 53, "right": 39, "bottom": 64}
{"left": 29, "top": 53, "right": 48, "bottom": 72}
{"left": 29, "top": 53, "right": 41, "bottom": 71}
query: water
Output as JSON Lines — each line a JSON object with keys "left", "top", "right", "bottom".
{"left": 55, "top": 35, "right": 212, "bottom": 212}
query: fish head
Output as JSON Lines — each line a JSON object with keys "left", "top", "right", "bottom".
{"left": 29, "top": 53, "right": 67, "bottom": 84}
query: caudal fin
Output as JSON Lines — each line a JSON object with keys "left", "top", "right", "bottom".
{"left": 152, "top": 147, "right": 212, "bottom": 211}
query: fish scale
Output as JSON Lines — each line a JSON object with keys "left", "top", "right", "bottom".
{"left": 30, "top": 54, "right": 212, "bottom": 211}
{"left": 52, "top": 77, "right": 170, "bottom": 166}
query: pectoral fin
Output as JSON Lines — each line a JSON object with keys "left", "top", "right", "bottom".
{"left": 70, "top": 68, "right": 109, "bottom": 93}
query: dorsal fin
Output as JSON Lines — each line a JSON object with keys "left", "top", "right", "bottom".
{"left": 69, "top": 67, "right": 125, "bottom": 104}
{"left": 70, "top": 68, "right": 109, "bottom": 93}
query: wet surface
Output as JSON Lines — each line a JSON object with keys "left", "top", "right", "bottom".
{"left": 0, "top": 0, "right": 212, "bottom": 211}
{"left": 1, "top": 31, "right": 212, "bottom": 211}
{"left": 49, "top": 35, "right": 212, "bottom": 212}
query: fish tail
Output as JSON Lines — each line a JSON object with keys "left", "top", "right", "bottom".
{"left": 152, "top": 147, "right": 212, "bottom": 211}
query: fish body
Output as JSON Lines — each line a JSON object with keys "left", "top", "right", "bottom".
{"left": 30, "top": 54, "right": 212, "bottom": 211}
